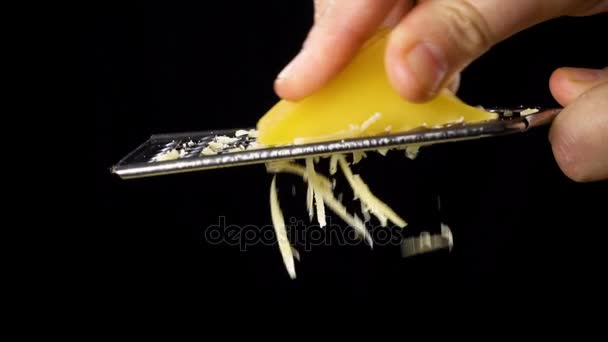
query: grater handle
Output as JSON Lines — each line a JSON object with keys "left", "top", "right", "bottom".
{"left": 524, "top": 108, "right": 562, "bottom": 129}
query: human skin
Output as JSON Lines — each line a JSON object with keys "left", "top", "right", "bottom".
{"left": 274, "top": 0, "right": 608, "bottom": 182}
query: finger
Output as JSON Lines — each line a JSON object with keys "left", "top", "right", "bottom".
{"left": 313, "top": 0, "right": 330, "bottom": 23}
{"left": 549, "top": 67, "right": 608, "bottom": 107}
{"left": 382, "top": 0, "right": 413, "bottom": 28}
{"left": 275, "top": 0, "right": 406, "bottom": 101}
{"left": 446, "top": 72, "right": 461, "bottom": 94}
{"left": 549, "top": 79, "right": 608, "bottom": 182}
{"left": 385, "top": 0, "right": 607, "bottom": 103}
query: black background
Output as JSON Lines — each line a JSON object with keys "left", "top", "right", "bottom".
{"left": 92, "top": 2, "right": 607, "bottom": 308}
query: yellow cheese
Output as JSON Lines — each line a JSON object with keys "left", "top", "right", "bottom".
{"left": 257, "top": 29, "right": 497, "bottom": 146}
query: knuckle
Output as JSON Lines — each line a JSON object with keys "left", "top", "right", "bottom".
{"left": 438, "top": 0, "right": 495, "bottom": 57}
{"left": 333, "top": 20, "right": 371, "bottom": 46}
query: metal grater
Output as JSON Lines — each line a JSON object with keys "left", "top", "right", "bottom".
{"left": 111, "top": 107, "right": 561, "bottom": 179}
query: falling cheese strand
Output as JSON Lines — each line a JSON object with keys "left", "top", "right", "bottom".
{"left": 269, "top": 176, "right": 296, "bottom": 279}
{"left": 314, "top": 184, "right": 327, "bottom": 228}
{"left": 306, "top": 181, "right": 314, "bottom": 221}
{"left": 256, "top": 29, "right": 497, "bottom": 146}
{"left": 267, "top": 161, "right": 373, "bottom": 247}
{"left": 337, "top": 155, "right": 407, "bottom": 228}
{"left": 360, "top": 201, "right": 371, "bottom": 223}
{"left": 306, "top": 158, "right": 326, "bottom": 228}
{"left": 308, "top": 175, "right": 372, "bottom": 247}
{"left": 329, "top": 155, "right": 339, "bottom": 175}
{"left": 266, "top": 161, "right": 333, "bottom": 189}
{"left": 352, "top": 151, "right": 366, "bottom": 164}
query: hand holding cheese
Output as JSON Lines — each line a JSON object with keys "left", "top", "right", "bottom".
{"left": 257, "top": 29, "right": 496, "bottom": 146}
{"left": 549, "top": 67, "right": 608, "bottom": 182}
{"left": 275, "top": 0, "right": 606, "bottom": 102}
{"left": 271, "top": 0, "right": 608, "bottom": 181}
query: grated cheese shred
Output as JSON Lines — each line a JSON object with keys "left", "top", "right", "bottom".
{"left": 309, "top": 176, "right": 372, "bottom": 247}
{"left": 336, "top": 155, "right": 407, "bottom": 228}
{"left": 352, "top": 151, "right": 366, "bottom": 164}
{"left": 306, "top": 180, "right": 314, "bottom": 221}
{"left": 405, "top": 145, "right": 420, "bottom": 160}
{"left": 360, "top": 201, "right": 371, "bottom": 223}
{"left": 155, "top": 149, "right": 180, "bottom": 162}
{"left": 266, "top": 162, "right": 332, "bottom": 189}
{"left": 293, "top": 112, "right": 383, "bottom": 145}
{"left": 291, "top": 246, "right": 301, "bottom": 262}
{"left": 329, "top": 155, "right": 339, "bottom": 175}
{"left": 215, "top": 136, "right": 239, "bottom": 144}
{"left": 306, "top": 158, "right": 326, "bottom": 227}
{"left": 263, "top": 146, "right": 439, "bottom": 277}
{"left": 359, "top": 112, "right": 382, "bottom": 132}
{"left": 521, "top": 108, "right": 539, "bottom": 116}
{"left": 269, "top": 176, "right": 296, "bottom": 279}
{"left": 267, "top": 160, "right": 373, "bottom": 247}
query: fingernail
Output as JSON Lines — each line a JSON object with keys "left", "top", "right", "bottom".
{"left": 567, "top": 68, "right": 605, "bottom": 82}
{"left": 404, "top": 42, "right": 447, "bottom": 96}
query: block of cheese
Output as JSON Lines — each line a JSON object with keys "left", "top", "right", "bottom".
{"left": 256, "top": 29, "right": 496, "bottom": 146}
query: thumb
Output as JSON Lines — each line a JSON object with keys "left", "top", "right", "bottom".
{"left": 385, "top": 0, "right": 608, "bottom": 102}
{"left": 549, "top": 67, "right": 608, "bottom": 106}
{"left": 548, "top": 67, "right": 608, "bottom": 182}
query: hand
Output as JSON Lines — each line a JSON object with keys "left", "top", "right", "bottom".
{"left": 274, "top": 0, "right": 607, "bottom": 182}
{"left": 549, "top": 67, "right": 608, "bottom": 182}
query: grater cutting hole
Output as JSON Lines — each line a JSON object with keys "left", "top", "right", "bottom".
{"left": 197, "top": 130, "right": 261, "bottom": 156}
{"left": 147, "top": 130, "right": 261, "bottom": 162}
